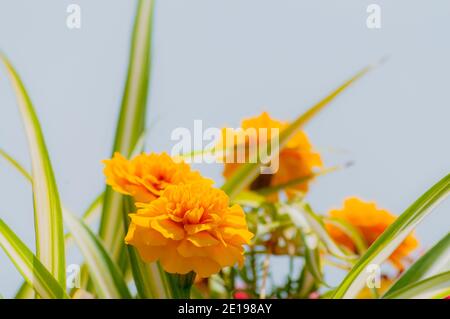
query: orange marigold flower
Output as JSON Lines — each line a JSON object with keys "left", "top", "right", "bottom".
{"left": 326, "top": 197, "right": 419, "bottom": 270}
{"left": 221, "top": 112, "right": 322, "bottom": 198}
{"left": 103, "top": 152, "right": 210, "bottom": 203}
{"left": 125, "top": 182, "right": 254, "bottom": 278}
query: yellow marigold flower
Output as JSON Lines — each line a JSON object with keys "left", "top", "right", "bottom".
{"left": 125, "top": 182, "right": 254, "bottom": 278}
{"left": 326, "top": 197, "right": 419, "bottom": 270}
{"left": 221, "top": 112, "right": 322, "bottom": 198}
{"left": 103, "top": 152, "right": 210, "bottom": 203}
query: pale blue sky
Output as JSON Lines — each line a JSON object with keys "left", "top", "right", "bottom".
{"left": 0, "top": 0, "right": 449, "bottom": 297}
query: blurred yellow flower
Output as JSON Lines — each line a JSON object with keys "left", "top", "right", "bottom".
{"left": 357, "top": 277, "right": 393, "bottom": 299}
{"left": 326, "top": 197, "right": 419, "bottom": 270}
{"left": 125, "top": 182, "right": 254, "bottom": 278}
{"left": 221, "top": 112, "right": 322, "bottom": 199}
{"left": 103, "top": 152, "right": 210, "bottom": 203}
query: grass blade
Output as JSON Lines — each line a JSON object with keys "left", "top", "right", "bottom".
{"left": 221, "top": 63, "right": 378, "bottom": 198}
{"left": 98, "top": 0, "right": 155, "bottom": 266}
{"left": 0, "top": 55, "right": 66, "bottom": 287}
{"left": 0, "top": 219, "right": 68, "bottom": 299}
{"left": 123, "top": 196, "right": 171, "bottom": 298}
{"left": 63, "top": 210, "right": 132, "bottom": 299}
{"left": 15, "top": 283, "right": 35, "bottom": 299}
{"left": 0, "top": 149, "right": 102, "bottom": 243}
{"left": 293, "top": 203, "right": 356, "bottom": 261}
{"left": 0, "top": 149, "right": 31, "bottom": 180}
{"left": 232, "top": 191, "right": 266, "bottom": 208}
{"left": 301, "top": 232, "right": 326, "bottom": 286}
{"left": 384, "top": 233, "right": 450, "bottom": 297}
{"left": 383, "top": 271, "right": 450, "bottom": 299}
{"left": 255, "top": 166, "right": 341, "bottom": 196}
{"left": 332, "top": 174, "right": 450, "bottom": 299}
{"left": 325, "top": 217, "right": 368, "bottom": 255}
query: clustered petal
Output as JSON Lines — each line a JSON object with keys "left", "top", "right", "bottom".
{"left": 125, "top": 182, "right": 254, "bottom": 278}
{"left": 103, "top": 152, "right": 210, "bottom": 202}
{"left": 221, "top": 112, "right": 322, "bottom": 199}
{"left": 103, "top": 152, "right": 253, "bottom": 278}
{"left": 326, "top": 197, "right": 419, "bottom": 270}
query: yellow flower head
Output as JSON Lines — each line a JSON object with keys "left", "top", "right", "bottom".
{"left": 103, "top": 152, "right": 210, "bottom": 203}
{"left": 326, "top": 197, "right": 419, "bottom": 270}
{"left": 221, "top": 112, "right": 322, "bottom": 198}
{"left": 125, "top": 182, "right": 254, "bottom": 278}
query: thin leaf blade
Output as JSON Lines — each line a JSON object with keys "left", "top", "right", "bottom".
{"left": 63, "top": 210, "right": 131, "bottom": 299}
{"left": 221, "top": 64, "right": 377, "bottom": 198}
{"left": 332, "top": 174, "right": 450, "bottom": 299}
{"left": 383, "top": 271, "right": 450, "bottom": 299}
{"left": 0, "top": 55, "right": 66, "bottom": 287}
{"left": 384, "top": 233, "right": 450, "bottom": 297}
{"left": 0, "top": 219, "right": 68, "bottom": 299}
{"left": 98, "top": 0, "right": 155, "bottom": 266}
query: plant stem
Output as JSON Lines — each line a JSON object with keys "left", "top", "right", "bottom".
{"left": 259, "top": 252, "right": 271, "bottom": 299}
{"left": 167, "top": 272, "right": 196, "bottom": 299}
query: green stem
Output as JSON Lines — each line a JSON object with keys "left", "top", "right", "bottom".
{"left": 167, "top": 272, "right": 196, "bottom": 299}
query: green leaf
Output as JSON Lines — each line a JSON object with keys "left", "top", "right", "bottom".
{"left": 0, "top": 149, "right": 31, "bottom": 180}
{"left": 325, "top": 217, "right": 368, "bottom": 255}
{"left": 98, "top": 0, "right": 155, "bottom": 266}
{"left": 0, "top": 55, "right": 66, "bottom": 287}
{"left": 221, "top": 63, "right": 378, "bottom": 199}
{"left": 384, "top": 233, "right": 450, "bottom": 297}
{"left": 256, "top": 166, "right": 340, "bottom": 196}
{"left": 0, "top": 148, "right": 102, "bottom": 247}
{"left": 64, "top": 193, "right": 103, "bottom": 246}
{"left": 63, "top": 210, "right": 132, "bottom": 299}
{"left": 232, "top": 191, "right": 266, "bottom": 208}
{"left": 301, "top": 232, "right": 326, "bottom": 286}
{"left": 289, "top": 203, "right": 355, "bottom": 261}
{"left": 123, "top": 196, "right": 171, "bottom": 298}
{"left": 333, "top": 174, "right": 450, "bottom": 299}
{"left": 15, "top": 282, "right": 35, "bottom": 299}
{"left": 296, "top": 266, "right": 316, "bottom": 298}
{"left": 383, "top": 271, "right": 450, "bottom": 299}
{"left": 0, "top": 219, "right": 68, "bottom": 299}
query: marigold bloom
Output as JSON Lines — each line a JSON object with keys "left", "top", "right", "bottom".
{"left": 103, "top": 152, "right": 210, "bottom": 203}
{"left": 326, "top": 197, "right": 419, "bottom": 270}
{"left": 125, "top": 182, "right": 254, "bottom": 278}
{"left": 221, "top": 112, "right": 322, "bottom": 198}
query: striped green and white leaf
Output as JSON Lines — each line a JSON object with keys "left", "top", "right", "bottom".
{"left": 0, "top": 219, "right": 68, "bottom": 299}
{"left": 332, "top": 174, "right": 450, "bottom": 299}
{"left": 63, "top": 210, "right": 131, "bottom": 299}
{"left": 98, "top": 0, "right": 155, "bottom": 267}
{"left": 301, "top": 232, "right": 326, "bottom": 286}
{"left": 0, "top": 148, "right": 102, "bottom": 247}
{"left": 0, "top": 55, "right": 66, "bottom": 287}
{"left": 288, "top": 203, "right": 356, "bottom": 261}
{"left": 325, "top": 217, "right": 368, "bottom": 255}
{"left": 383, "top": 271, "right": 450, "bottom": 299}
{"left": 14, "top": 282, "right": 34, "bottom": 299}
{"left": 384, "top": 233, "right": 450, "bottom": 297}
{"left": 64, "top": 193, "right": 103, "bottom": 246}
{"left": 232, "top": 191, "right": 266, "bottom": 208}
{"left": 221, "top": 63, "right": 378, "bottom": 199}
{"left": 255, "top": 166, "right": 342, "bottom": 197}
